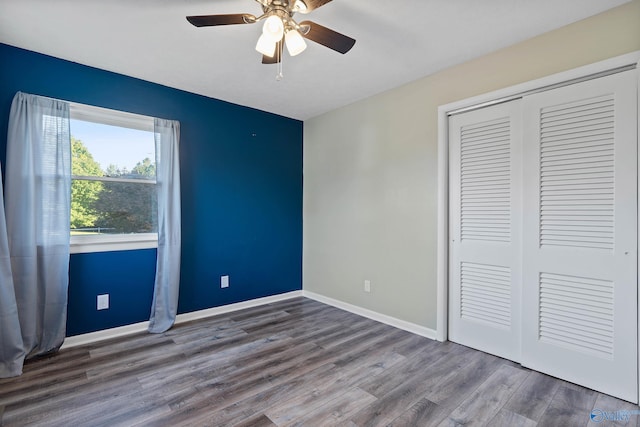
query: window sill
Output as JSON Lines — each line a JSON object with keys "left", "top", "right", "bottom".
{"left": 70, "top": 233, "right": 158, "bottom": 254}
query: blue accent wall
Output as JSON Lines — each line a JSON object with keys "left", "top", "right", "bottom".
{"left": 0, "top": 43, "right": 303, "bottom": 336}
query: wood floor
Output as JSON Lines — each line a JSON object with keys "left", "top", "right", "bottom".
{"left": 1, "top": 297, "right": 638, "bottom": 426}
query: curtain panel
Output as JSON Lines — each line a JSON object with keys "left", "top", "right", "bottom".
{"left": 0, "top": 161, "right": 24, "bottom": 378}
{"left": 148, "top": 118, "right": 181, "bottom": 333}
{"left": 2, "top": 92, "right": 71, "bottom": 377}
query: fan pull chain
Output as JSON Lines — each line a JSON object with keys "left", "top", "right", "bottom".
{"left": 276, "top": 40, "right": 284, "bottom": 81}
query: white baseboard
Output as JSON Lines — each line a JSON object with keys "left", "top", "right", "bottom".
{"left": 302, "top": 290, "right": 438, "bottom": 340}
{"left": 62, "top": 289, "right": 437, "bottom": 349}
{"left": 62, "top": 320, "right": 150, "bottom": 349}
{"left": 61, "top": 290, "right": 304, "bottom": 349}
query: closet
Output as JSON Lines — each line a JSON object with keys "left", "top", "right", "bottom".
{"left": 448, "top": 70, "right": 638, "bottom": 402}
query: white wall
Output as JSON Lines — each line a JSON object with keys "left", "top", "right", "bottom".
{"left": 303, "top": 0, "right": 640, "bottom": 330}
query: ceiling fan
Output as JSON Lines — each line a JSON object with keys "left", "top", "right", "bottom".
{"left": 186, "top": 0, "right": 356, "bottom": 64}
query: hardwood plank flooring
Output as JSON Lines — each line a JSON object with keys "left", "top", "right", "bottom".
{"left": 0, "top": 297, "right": 637, "bottom": 426}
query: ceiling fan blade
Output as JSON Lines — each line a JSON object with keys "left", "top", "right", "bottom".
{"left": 262, "top": 55, "right": 280, "bottom": 64}
{"left": 299, "top": 21, "right": 355, "bottom": 54}
{"left": 298, "top": 0, "right": 333, "bottom": 13}
{"left": 186, "top": 14, "right": 256, "bottom": 27}
{"left": 262, "top": 40, "right": 284, "bottom": 64}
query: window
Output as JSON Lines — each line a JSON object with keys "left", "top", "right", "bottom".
{"left": 69, "top": 103, "right": 157, "bottom": 253}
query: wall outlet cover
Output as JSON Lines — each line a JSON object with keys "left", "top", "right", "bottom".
{"left": 97, "top": 294, "right": 109, "bottom": 310}
{"left": 221, "top": 275, "right": 229, "bottom": 288}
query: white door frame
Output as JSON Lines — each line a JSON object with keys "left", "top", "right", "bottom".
{"left": 436, "top": 51, "right": 640, "bottom": 343}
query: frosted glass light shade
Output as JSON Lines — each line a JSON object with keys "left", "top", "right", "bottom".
{"left": 294, "top": 0, "right": 308, "bottom": 13}
{"left": 285, "top": 30, "right": 307, "bottom": 56}
{"left": 256, "top": 33, "right": 276, "bottom": 57}
{"left": 262, "top": 15, "right": 284, "bottom": 43}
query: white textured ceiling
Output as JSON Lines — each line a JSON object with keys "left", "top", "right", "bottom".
{"left": 0, "top": 0, "right": 631, "bottom": 120}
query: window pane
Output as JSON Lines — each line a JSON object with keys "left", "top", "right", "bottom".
{"left": 69, "top": 116, "right": 157, "bottom": 236}
{"left": 70, "top": 119, "right": 155, "bottom": 180}
{"left": 71, "top": 180, "right": 157, "bottom": 235}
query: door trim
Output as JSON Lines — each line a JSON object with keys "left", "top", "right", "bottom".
{"left": 436, "top": 51, "right": 640, "bottom": 343}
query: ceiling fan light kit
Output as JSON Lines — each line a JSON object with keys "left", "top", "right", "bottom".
{"left": 285, "top": 29, "right": 306, "bottom": 56}
{"left": 293, "top": 0, "right": 308, "bottom": 13}
{"left": 186, "top": 0, "right": 355, "bottom": 77}
{"left": 256, "top": 33, "right": 277, "bottom": 57}
{"left": 263, "top": 15, "right": 285, "bottom": 43}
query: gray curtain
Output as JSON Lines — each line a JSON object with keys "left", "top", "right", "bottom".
{"left": 0, "top": 162, "right": 25, "bottom": 378}
{"left": 148, "top": 118, "right": 181, "bottom": 333}
{"left": 3, "top": 92, "right": 71, "bottom": 372}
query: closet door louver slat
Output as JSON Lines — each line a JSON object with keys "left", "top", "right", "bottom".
{"left": 539, "top": 272, "right": 614, "bottom": 358}
{"left": 460, "top": 262, "right": 511, "bottom": 328}
{"left": 460, "top": 117, "right": 511, "bottom": 243}
{"left": 539, "top": 95, "right": 615, "bottom": 251}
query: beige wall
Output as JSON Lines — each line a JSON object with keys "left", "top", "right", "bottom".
{"left": 303, "top": 1, "right": 640, "bottom": 330}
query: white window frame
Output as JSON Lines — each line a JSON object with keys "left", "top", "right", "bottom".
{"left": 69, "top": 102, "right": 158, "bottom": 254}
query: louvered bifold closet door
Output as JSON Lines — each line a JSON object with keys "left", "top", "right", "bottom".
{"left": 521, "top": 70, "right": 638, "bottom": 403}
{"left": 449, "top": 100, "right": 523, "bottom": 362}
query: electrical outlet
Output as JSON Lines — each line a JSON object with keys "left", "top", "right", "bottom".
{"left": 221, "top": 275, "right": 229, "bottom": 288}
{"left": 97, "top": 294, "right": 109, "bottom": 310}
{"left": 364, "top": 280, "right": 371, "bottom": 293}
